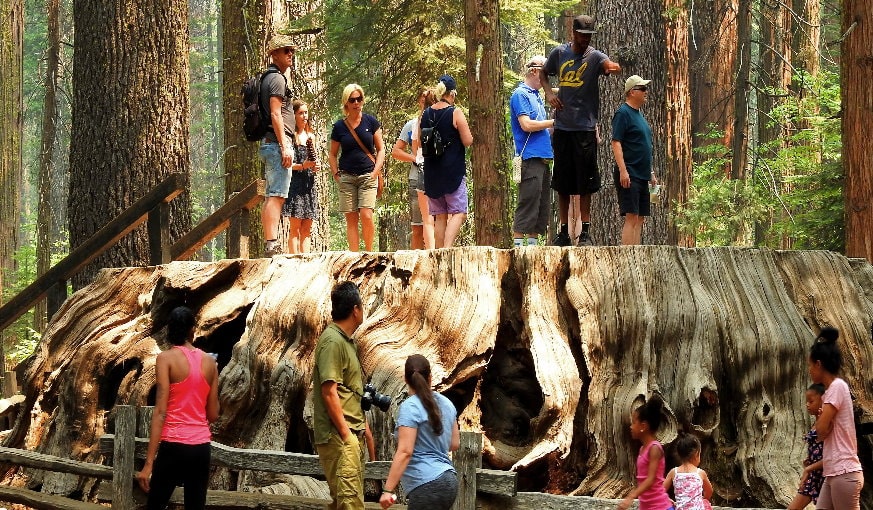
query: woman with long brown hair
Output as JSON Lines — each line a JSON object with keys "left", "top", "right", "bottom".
{"left": 282, "top": 99, "right": 319, "bottom": 253}
{"left": 379, "top": 355, "right": 459, "bottom": 509}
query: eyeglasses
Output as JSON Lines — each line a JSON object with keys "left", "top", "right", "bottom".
{"left": 633, "top": 86, "right": 648, "bottom": 92}
{"left": 347, "top": 96, "right": 364, "bottom": 103}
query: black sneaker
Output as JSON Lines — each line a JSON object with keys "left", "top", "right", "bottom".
{"left": 552, "top": 231, "right": 571, "bottom": 246}
{"left": 576, "top": 232, "right": 594, "bottom": 246}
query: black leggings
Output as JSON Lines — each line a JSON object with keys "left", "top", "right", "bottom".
{"left": 406, "top": 470, "right": 458, "bottom": 510}
{"left": 146, "top": 441, "right": 211, "bottom": 510}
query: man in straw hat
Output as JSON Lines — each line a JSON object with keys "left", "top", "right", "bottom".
{"left": 539, "top": 15, "right": 621, "bottom": 247}
{"left": 259, "top": 34, "right": 296, "bottom": 256}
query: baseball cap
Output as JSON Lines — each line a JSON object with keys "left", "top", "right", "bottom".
{"left": 573, "top": 15, "right": 597, "bottom": 34}
{"left": 265, "top": 34, "right": 296, "bottom": 56}
{"left": 624, "top": 75, "right": 652, "bottom": 93}
{"left": 439, "top": 74, "right": 457, "bottom": 92}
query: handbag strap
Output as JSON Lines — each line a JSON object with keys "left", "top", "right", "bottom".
{"left": 343, "top": 118, "right": 376, "bottom": 164}
{"left": 517, "top": 132, "right": 531, "bottom": 157}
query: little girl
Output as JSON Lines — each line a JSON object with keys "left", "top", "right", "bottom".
{"left": 618, "top": 394, "right": 674, "bottom": 510}
{"left": 664, "top": 434, "right": 713, "bottom": 510}
{"left": 787, "top": 383, "right": 825, "bottom": 509}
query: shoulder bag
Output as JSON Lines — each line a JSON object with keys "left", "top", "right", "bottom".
{"left": 343, "top": 118, "right": 384, "bottom": 199}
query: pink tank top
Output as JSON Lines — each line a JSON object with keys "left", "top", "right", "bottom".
{"left": 161, "top": 346, "right": 212, "bottom": 444}
{"left": 636, "top": 440, "right": 673, "bottom": 510}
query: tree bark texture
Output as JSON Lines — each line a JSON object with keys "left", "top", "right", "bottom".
{"left": 730, "top": 0, "right": 751, "bottom": 182}
{"left": 689, "top": 0, "right": 737, "bottom": 166}
{"left": 67, "top": 0, "right": 191, "bottom": 289}
{"left": 0, "top": 0, "right": 24, "bottom": 316}
{"left": 662, "top": 1, "right": 692, "bottom": 247}
{"left": 221, "top": 0, "right": 267, "bottom": 256}
{"left": 590, "top": 0, "right": 666, "bottom": 246}
{"left": 5, "top": 247, "right": 873, "bottom": 507}
{"left": 842, "top": 0, "right": 873, "bottom": 261}
{"left": 34, "top": 0, "right": 62, "bottom": 331}
{"left": 464, "top": 0, "right": 511, "bottom": 248}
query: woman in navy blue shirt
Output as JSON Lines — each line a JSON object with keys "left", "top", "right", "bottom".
{"left": 328, "top": 84, "right": 386, "bottom": 251}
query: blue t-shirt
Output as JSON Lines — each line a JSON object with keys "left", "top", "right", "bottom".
{"left": 395, "top": 392, "right": 457, "bottom": 493}
{"left": 542, "top": 43, "right": 608, "bottom": 131}
{"left": 611, "top": 102, "right": 653, "bottom": 180}
{"left": 509, "top": 83, "right": 553, "bottom": 160}
{"left": 398, "top": 117, "right": 419, "bottom": 180}
{"left": 330, "top": 113, "right": 381, "bottom": 175}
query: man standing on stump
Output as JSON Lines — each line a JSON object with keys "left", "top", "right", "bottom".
{"left": 612, "top": 75, "right": 657, "bottom": 246}
{"left": 540, "top": 15, "right": 621, "bottom": 246}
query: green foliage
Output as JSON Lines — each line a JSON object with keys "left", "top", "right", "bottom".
{"left": 676, "top": 70, "right": 843, "bottom": 250}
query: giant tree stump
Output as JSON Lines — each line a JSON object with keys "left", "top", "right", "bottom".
{"left": 4, "top": 247, "right": 872, "bottom": 507}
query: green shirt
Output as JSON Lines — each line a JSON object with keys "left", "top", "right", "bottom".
{"left": 312, "top": 323, "right": 366, "bottom": 444}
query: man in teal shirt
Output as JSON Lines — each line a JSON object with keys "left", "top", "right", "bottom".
{"left": 611, "top": 75, "right": 659, "bottom": 245}
{"left": 312, "top": 281, "right": 371, "bottom": 510}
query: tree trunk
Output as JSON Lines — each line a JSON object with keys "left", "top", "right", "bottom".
{"left": 5, "top": 247, "right": 873, "bottom": 508}
{"left": 730, "top": 0, "right": 751, "bottom": 182}
{"left": 221, "top": 0, "right": 267, "bottom": 257}
{"left": 0, "top": 0, "right": 24, "bottom": 345}
{"left": 842, "top": 0, "right": 873, "bottom": 261}
{"left": 591, "top": 0, "right": 666, "bottom": 246}
{"left": 68, "top": 0, "right": 191, "bottom": 289}
{"left": 464, "top": 0, "right": 510, "bottom": 248}
{"left": 663, "top": 0, "right": 692, "bottom": 247}
{"left": 689, "top": 0, "right": 737, "bottom": 167}
{"left": 34, "top": 0, "right": 62, "bottom": 332}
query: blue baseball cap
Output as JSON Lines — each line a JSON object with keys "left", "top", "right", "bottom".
{"left": 439, "top": 74, "right": 457, "bottom": 92}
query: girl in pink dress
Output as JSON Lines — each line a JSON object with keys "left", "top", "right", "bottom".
{"left": 664, "top": 434, "right": 713, "bottom": 510}
{"left": 618, "top": 394, "right": 674, "bottom": 510}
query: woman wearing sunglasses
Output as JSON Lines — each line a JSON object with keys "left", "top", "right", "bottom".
{"left": 329, "top": 84, "right": 386, "bottom": 251}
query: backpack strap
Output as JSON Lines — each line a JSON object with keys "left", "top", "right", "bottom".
{"left": 259, "top": 67, "right": 286, "bottom": 129}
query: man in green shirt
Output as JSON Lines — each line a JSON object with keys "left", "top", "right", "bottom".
{"left": 312, "top": 281, "right": 370, "bottom": 510}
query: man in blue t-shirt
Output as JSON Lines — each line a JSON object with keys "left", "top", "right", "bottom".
{"left": 510, "top": 55, "right": 555, "bottom": 247}
{"left": 539, "top": 15, "right": 621, "bottom": 246}
{"left": 611, "top": 75, "right": 658, "bottom": 245}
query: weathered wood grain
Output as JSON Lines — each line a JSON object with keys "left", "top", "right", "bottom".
{"left": 5, "top": 247, "right": 871, "bottom": 508}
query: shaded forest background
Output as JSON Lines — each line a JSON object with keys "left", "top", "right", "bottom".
{"left": 0, "top": 0, "right": 871, "bottom": 366}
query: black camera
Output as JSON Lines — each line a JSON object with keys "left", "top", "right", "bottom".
{"left": 361, "top": 383, "right": 391, "bottom": 412}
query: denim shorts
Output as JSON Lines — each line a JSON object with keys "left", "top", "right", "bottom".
{"left": 259, "top": 142, "right": 293, "bottom": 198}
{"left": 428, "top": 177, "right": 468, "bottom": 215}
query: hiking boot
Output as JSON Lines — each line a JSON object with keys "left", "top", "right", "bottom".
{"left": 576, "top": 232, "right": 594, "bottom": 247}
{"left": 552, "top": 231, "right": 571, "bottom": 247}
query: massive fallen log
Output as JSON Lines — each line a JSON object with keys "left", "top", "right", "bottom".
{"left": 3, "top": 247, "right": 871, "bottom": 507}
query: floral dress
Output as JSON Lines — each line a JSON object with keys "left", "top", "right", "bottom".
{"left": 281, "top": 141, "right": 317, "bottom": 219}
{"left": 672, "top": 468, "right": 710, "bottom": 510}
{"left": 798, "top": 428, "right": 824, "bottom": 502}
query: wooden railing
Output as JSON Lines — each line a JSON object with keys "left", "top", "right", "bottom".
{"left": 0, "top": 175, "right": 265, "bottom": 334}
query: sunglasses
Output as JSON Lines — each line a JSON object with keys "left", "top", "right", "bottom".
{"left": 633, "top": 86, "right": 648, "bottom": 92}
{"left": 347, "top": 96, "right": 364, "bottom": 103}
{"left": 282, "top": 48, "right": 295, "bottom": 55}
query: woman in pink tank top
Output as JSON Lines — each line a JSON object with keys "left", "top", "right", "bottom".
{"left": 619, "top": 394, "right": 674, "bottom": 510}
{"left": 136, "top": 306, "right": 220, "bottom": 510}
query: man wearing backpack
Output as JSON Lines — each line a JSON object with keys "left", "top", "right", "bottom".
{"left": 258, "top": 34, "right": 296, "bottom": 256}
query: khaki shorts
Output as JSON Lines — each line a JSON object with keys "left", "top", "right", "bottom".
{"left": 338, "top": 173, "right": 378, "bottom": 213}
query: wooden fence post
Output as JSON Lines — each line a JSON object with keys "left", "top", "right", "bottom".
{"left": 112, "top": 405, "right": 136, "bottom": 510}
{"left": 148, "top": 202, "right": 172, "bottom": 265}
{"left": 452, "top": 431, "right": 481, "bottom": 510}
{"left": 227, "top": 206, "right": 250, "bottom": 259}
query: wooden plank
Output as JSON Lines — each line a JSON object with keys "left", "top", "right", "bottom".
{"left": 148, "top": 202, "right": 171, "bottom": 265}
{"left": 103, "top": 487, "right": 407, "bottom": 509}
{"left": 0, "top": 485, "right": 106, "bottom": 510}
{"left": 477, "top": 492, "right": 765, "bottom": 510}
{"left": 451, "top": 431, "right": 480, "bottom": 510}
{"left": 170, "top": 179, "right": 264, "bottom": 261}
{"left": 112, "top": 405, "right": 136, "bottom": 510}
{"left": 0, "top": 446, "right": 112, "bottom": 479}
{"left": 98, "top": 434, "right": 516, "bottom": 496}
{"left": 0, "top": 173, "right": 187, "bottom": 332}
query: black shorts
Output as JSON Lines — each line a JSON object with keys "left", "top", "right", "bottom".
{"left": 613, "top": 167, "right": 651, "bottom": 216}
{"left": 551, "top": 130, "right": 601, "bottom": 195}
